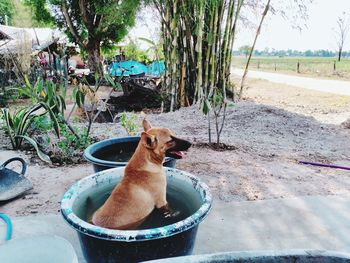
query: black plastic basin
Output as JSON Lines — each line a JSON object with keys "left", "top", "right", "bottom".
{"left": 84, "top": 136, "right": 176, "bottom": 172}
{"left": 61, "top": 167, "right": 212, "bottom": 263}
{"left": 147, "top": 250, "right": 350, "bottom": 262}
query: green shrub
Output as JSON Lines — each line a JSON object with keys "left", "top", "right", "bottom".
{"left": 120, "top": 112, "right": 140, "bottom": 136}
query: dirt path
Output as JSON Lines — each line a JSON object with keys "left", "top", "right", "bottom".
{"left": 233, "top": 68, "right": 350, "bottom": 96}
{"left": 242, "top": 77, "right": 350, "bottom": 126}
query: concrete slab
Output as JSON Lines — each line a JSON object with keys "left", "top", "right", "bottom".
{"left": 2, "top": 194, "right": 350, "bottom": 262}
{"left": 194, "top": 194, "right": 350, "bottom": 254}
{"left": 0, "top": 214, "right": 86, "bottom": 263}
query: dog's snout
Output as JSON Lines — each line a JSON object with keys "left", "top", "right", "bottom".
{"left": 183, "top": 140, "right": 192, "bottom": 150}
{"left": 172, "top": 137, "right": 192, "bottom": 151}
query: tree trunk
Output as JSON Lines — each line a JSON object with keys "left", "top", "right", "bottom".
{"left": 86, "top": 40, "right": 103, "bottom": 76}
{"left": 338, "top": 48, "right": 342, "bottom": 62}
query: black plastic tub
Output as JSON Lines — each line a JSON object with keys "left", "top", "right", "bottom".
{"left": 147, "top": 250, "right": 350, "bottom": 262}
{"left": 84, "top": 136, "right": 176, "bottom": 172}
{"left": 61, "top": 167, "right": 212, "bottom": 263}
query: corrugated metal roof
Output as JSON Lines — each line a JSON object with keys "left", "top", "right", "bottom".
{"left": 0, "top": 26, "right": 66, "bottom": 55}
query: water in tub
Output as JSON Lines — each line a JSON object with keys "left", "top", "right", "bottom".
{"left": 74, "top": 177, "right": 202, "bottom": 230}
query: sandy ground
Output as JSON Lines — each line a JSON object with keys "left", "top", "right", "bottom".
{"left": 1, "top": 76, "right": 350, "bottom": 216}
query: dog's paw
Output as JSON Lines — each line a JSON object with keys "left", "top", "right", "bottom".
{"left": 163, "top": 210, "right": 180, "bottom": 218}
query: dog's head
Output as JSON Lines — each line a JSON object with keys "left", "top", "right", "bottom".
{"left": 141, "top": 119, "right": 191, "bottom": 161}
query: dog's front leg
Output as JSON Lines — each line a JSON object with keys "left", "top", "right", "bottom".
{"left": 156, "top": 199, "right": 178, "bottom": 218}
{"left": 159, "top": 203, "right": 180, "bottom": 218}
{"left": 155, "top": 196, "right": 167, "bottom": 209}
{"left": 155, "top": 189, "right": 179, "bottom": 218}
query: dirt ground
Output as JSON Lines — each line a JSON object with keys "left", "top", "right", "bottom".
{"left": 1, "top": 77, "right": 350, "bottom": 216}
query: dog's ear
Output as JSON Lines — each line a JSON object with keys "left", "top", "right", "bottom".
{"left": 143, "top": 118, "right": 152, "bottom": 131}
{"left": 141, "top": 132, "right": 157, "bottom": 149}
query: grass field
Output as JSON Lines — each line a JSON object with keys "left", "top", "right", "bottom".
{"left": 232, "top": 56, "right": 350, "bottom": 80}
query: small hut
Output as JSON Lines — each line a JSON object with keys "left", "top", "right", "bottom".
{"left": 0, "top": 25, "right": 67, "bottom": 83}
{"left": 0, "top": 25, "right": 64, "bottom": 55}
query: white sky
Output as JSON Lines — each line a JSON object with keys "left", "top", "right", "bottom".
{"left": 129, "top": 0, "right": 350, "bottom": 52}
{"left": 235, "top": 0, "right": 350, "bottom": 51}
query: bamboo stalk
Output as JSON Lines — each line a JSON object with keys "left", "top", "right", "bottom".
{"left": 221, "top": 0, "right": 235, "bottom": 99}
{"left": 154, "top": 0, "right": 243, "bottom": 145}
{"left": 195, "top": 0, "right": 204, "bottom": 102}
{"left": 179, "top": 63, "right": 185, "bottom": 108}
{"left": 203, "top": 2, "right": 214, "bottom": 98}
{"left": 209, "top": 3, "right": 219, "bottom": 97}
{"left": 227, "top": 0, "right": 244, "bottom": 100}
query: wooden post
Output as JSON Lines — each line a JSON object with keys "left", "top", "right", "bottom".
{"left": 274, "top": 62, "right": 276, "bottom": 71}
{"left": 257, "top": 61, "right": 260, "bottom": 69}
{"left": 333, "top": 61, "right": 336, "bottom": 73}
{"left": 297, "top": 61, "right": 300, "bottom": 73}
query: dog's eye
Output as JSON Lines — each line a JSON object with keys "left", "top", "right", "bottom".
{"left": 147, "top": 137, "right": 153, "bottom": 146}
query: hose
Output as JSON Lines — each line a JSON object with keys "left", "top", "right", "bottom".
{"left": 299, "top": 161, "right": 350, "bottom": 171}
{"left": 0, "top": 213, "right": 12, "bottom": 241}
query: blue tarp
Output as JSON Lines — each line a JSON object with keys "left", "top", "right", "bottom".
{"left": 109, "top": 60, "right": 165, "bottom": 77}
{"left": 147, "top": 61, "right": 165, "bottom": 77}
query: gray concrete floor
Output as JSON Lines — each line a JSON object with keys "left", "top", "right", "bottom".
{"left": 2, "top": 194, "right": 350, "bottom": 262}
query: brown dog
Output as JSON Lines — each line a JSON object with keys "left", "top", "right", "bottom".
{"left": 92, "top": 119, "right": 192, "bottom": 230}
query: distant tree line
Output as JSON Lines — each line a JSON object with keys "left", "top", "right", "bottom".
{"left": 235, "top": 47, "right": 350, "bottom": 58}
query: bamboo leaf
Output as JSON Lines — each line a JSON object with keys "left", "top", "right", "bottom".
{"left": 138, "top": 37, "right": 156, "bottom": 46}
{"left": 201, "top": 99, "right": 212, "bottom": 115}
{"left": 73, "top": 87, "right": 81, "bottom": 108}
{"left": 72, "top": 86, "right": 78, "bottom": 103}
{"left": 79, "top": 91, "right": 85, "bottom": 106}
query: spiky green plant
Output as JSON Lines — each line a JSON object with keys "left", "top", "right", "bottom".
{"left": 19, "top": 76, "right": 66, "bottom": 115}
{"left": 1, "top": 102, "right": 60, "bottom": 163}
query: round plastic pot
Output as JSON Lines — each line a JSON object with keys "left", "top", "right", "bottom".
{"left": 146, "top": 250, "right": 350, "bottom": 263}
{"left": 61, "top": 167, "right": 212, "bottom": 263}
{"left": 84, "top": 136, "right": 176, "bottom": 172}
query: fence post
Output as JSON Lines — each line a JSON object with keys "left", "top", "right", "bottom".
{"left": 274, "top": 63, "right": 276, "bottom": 71}
{"left": 333, "top": 61, "right": 336, "bottom": 73}
{"left": 297, "top": 61, "right": 300, "bottom": 73}
{"left": 257, "top": 61, "right": 260, "bottom": 69}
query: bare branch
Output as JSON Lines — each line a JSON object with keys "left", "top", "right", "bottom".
{"left": 61, "top": 0, "right": 85, "bottom": 47}
{"left": 78, "top": 0, "right": 93, "bottom": 31}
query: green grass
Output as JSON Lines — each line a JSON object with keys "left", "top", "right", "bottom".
{"left": 232, "top": 56, "right": 350, "bottom": 80}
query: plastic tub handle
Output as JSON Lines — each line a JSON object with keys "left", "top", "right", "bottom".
{"left": 1, "top": 157, "right": 27, "bottom": 175}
